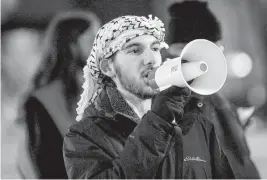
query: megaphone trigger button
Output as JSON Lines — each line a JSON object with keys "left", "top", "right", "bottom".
{"left": 197, "top": 102, "right": 203, "bottom": 108}
{"left": 171, "top": 119, "right": 178, "bottom": 126}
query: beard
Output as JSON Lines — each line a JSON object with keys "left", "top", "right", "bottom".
{"left": 113, "top": 64, "right": 157, "bottom": 100}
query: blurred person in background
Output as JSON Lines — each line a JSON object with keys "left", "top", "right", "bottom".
{"left": 1, "top": 28, "right": 42, "bottom": 178}
{"left": 165, "top": 0, "right": 260, "bottom": 178}
{"left": 16, "top": 10, "right": 101, "bottom": 179}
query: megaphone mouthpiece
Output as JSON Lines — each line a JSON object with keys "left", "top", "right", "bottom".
{"left": 200, "top": 62, "right": 208, "bottom": 72}
{"left": 181, "top": 61, "right": 208, "bottom": 82}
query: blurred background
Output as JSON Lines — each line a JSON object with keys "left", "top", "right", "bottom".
{"left": 1, "top": 0, "right": 267, "bottom": 178}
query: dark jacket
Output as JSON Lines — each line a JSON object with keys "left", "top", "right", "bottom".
{"left": 63, "top": 85, "right": 260, "bottom": 179}
{"left": 18, "top": 81, "right": 75, "bottom": 179}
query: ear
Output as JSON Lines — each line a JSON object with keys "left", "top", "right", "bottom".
{"left": 99, "top": 59, "right": 115, "bottom": 78}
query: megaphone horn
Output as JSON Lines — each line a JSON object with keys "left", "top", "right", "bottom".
{"left": 148, "top": 39, "right": 227, "bottom": 95}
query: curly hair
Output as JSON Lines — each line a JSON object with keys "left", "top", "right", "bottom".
{"left": 167, "top": 0, "right": 222, "bottom": 44}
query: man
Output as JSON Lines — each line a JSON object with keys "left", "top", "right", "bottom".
{"left": 63, "top": 15, "right": 258, "bottom": 179}
{"left": 166, "top": 0, "right": 260, "bottom": 178}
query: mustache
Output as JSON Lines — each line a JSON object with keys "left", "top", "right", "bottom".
{"left": 141, "top": 65, "right": 157, "bottom": 77}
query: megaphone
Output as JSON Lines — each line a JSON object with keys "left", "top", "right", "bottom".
{"left": 148, "top": 39, "right": 227, "bottom": 95}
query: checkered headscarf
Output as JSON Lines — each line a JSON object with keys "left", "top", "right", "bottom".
{"left": 76, "top": 15, "right": 168, "bottom": 121}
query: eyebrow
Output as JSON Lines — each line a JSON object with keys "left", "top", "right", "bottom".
{"left": 122, "top": 40, "right": 161, "bottom": 50}
{"left": 151, "top": 40, "right": 160, "bottom": 46}
{"left": 122, "top": 43, "right": 141, "bottom": 50}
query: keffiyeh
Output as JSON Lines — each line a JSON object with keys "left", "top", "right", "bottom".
{"left": 76, "top": 15, "right": 168, "bottom": 121}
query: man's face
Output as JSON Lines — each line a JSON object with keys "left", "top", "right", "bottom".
{"left": 112, "top": 35, "right": 162, "bottom": 99}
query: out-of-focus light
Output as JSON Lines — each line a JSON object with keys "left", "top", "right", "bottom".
{"left": 226, "top": 52, "right": 253, "bottom": 78}
{"left": 247, "top": 84, "right": 267, "bottom": 107}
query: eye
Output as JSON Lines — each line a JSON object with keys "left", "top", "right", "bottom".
{"left": 151, "top": 44, "right": 160, "bottom": 52}
{"left": 152, "top": 47, "right": 160, "bottom": 52}
{"left": 128, "top": 47, "right": 142, "bottom": 55}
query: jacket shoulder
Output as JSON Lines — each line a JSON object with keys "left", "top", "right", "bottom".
{"left": 63, "top": 116, "right": 112, "bottom": 155}
{"left": 66, "top": 115, "right": 103, "bottom": 138}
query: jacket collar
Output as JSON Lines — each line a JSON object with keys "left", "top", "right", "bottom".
{"left": 83, "top": 85, "right": 206, "bottom": 123}
{"left": 88, "top": 85, "right": 140, "bottom": 123}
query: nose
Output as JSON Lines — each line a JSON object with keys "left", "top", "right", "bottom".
{"left": 143, "top": 49, "right": 158, "bottom": 66}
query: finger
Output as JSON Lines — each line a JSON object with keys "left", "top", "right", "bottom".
{"left": 160, "top": 86, "right": 183, "bottom": 95}
{"left": 166, "top": 101, "right": 185, "bottom": 113}
{"left": 163, "top": 86, "right": 191, "bottom": 97}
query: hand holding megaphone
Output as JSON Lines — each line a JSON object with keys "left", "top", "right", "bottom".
{"left": 148, "top": 39, "right": 228, "bottom": 95}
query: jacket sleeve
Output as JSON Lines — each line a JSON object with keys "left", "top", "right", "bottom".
{"left": 63, "top": 111, "right": 179, "bottom": 179}
{"left": 208, "top": 93, "right": 260, "bottom": 179}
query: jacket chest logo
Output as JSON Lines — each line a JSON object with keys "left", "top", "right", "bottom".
{"left": 184, "top": 156, "right": 207, "bottom": 162}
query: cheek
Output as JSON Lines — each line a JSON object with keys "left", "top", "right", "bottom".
{"left": 122, "top": 61, "right": 140, "bottom": 78}
{"left": 155, "top": 52, "right": 163, "bottom": 66}
{"left": 116, "top": 56, "right": 141, "bottom": 75}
